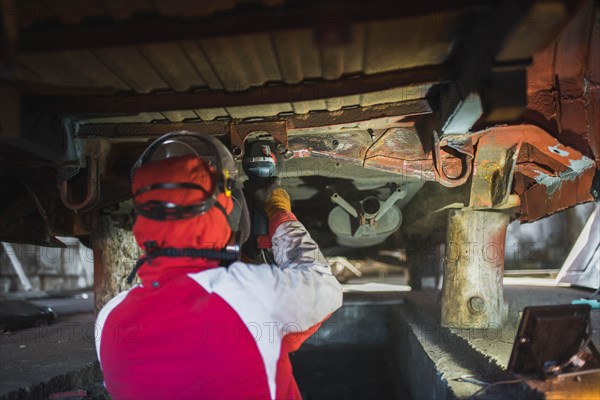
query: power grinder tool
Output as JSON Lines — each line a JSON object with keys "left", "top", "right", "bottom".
{"left": 241, "top": 139, "right": 284, "bottom": 261}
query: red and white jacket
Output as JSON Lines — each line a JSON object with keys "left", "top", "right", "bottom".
{"left": 95, "top": 215, "right": 343, "bottom": 399}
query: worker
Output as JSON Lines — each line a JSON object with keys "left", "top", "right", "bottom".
{"left": 94, "top": 131, "right": 343, "bottom": 399}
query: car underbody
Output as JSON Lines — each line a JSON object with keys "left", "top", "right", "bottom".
{"left": 0, "top": 1, "right": 599, "bottom": 305}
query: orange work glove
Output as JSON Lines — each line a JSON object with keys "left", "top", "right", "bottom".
{"left": 255, "top": 178, "right": 291, "bottom": 218}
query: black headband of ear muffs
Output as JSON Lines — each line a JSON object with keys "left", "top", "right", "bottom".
{"left": 131, "top": 133, "right": 224, "bottom": 182}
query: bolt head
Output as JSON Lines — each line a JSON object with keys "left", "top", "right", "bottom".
{"left": 468, "top": 296, "right": 485, "bottom": 315}
{"left": 232, "top": 147, "right": 242, "bottom": 157}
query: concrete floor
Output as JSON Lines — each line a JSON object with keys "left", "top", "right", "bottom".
{"left": 0, "top": 294, "right": 100, "bottom": 400}
{"left": 0, "top": 284, "right": 598, "bottom": 399}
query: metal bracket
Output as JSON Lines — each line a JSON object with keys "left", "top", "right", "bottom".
{"left": 469, "top": 134, "right": 522, "bottom": 209}
{"left": 374, "top": 187, "right": 406, "bottom": 223}
{"left": 433, "top": 131, "right": 474, "bottom": 187}
{"left": 330, "top": 192, "right": 358, "bottom": 218}
{"left": 230, "top": 121, "right": 288, "bottom": 159}
{"left": 58, "top": 156, "right": 100, "bottom": 211}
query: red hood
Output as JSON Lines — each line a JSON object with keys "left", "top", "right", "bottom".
{"left": 132, "top": 155, "right": 233, "bottom": 256}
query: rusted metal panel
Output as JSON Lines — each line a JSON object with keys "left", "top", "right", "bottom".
{"left": 365, "top": 157, "right": 437, "bottom": 183}
{"left": 365, "top": 127, "right": 428, "bottom": 161}
{"left": 230, "top": 121, "right": 288, "bottom": 158}
{"left": 288, "top": 124, "right": 473, "bottom": 186}
{"left": 520, "top": 169, "right": 594, "bottom": 221}
{"left": 524, "top": 0, "right": 600, "bottom": 164}
{"left": 469, "top": 134, "right": 521, "bottom": 208}
{"left": 470, "top": 125, "right": 596, "bottom": 221}
{"left": 362, "top": 126, "right": 474, "bottom": 187}
{"left": 364, "top": 138, "right": 472, "bottom": 186}
{"left": 288, "top": 131, "right": 372, "bottom": 167}
{"left": 363, "top": 127, "right": 436, "bottom": 182}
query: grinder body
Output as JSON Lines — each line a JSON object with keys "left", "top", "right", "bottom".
{"left": 242, "top": 140, "right": 284, "bottom": 259}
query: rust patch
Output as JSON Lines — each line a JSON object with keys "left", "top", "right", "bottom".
{"left": 469, "top": 133, "right": 521, "bottom": 209}
{"left": 363, "top": 127, "right": 473, "bottom": 187}
{"left": 471, "top": 125, "right": 596, "bottom": 221}
{"left": 524, "top": 1, "right": 600, "bottom": 164}
{"left": 230, "top": 121, "right": 288, "bottom": 158}
{"left": 365, "top": 127, "right": 427, "bottom": 161}
{"left": 365, "top": 157, "right": 437, "bottom": 182}
{"left": 520, "top": 170, "right": 594, "bottom": 221}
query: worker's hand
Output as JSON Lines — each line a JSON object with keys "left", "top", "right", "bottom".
{"left": 254, "top": 178, "right": 291, "bottom": 218}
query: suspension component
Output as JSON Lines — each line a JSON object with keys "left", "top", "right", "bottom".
{"left": 328, "top": 188, "right": 405, "bottom": 247}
